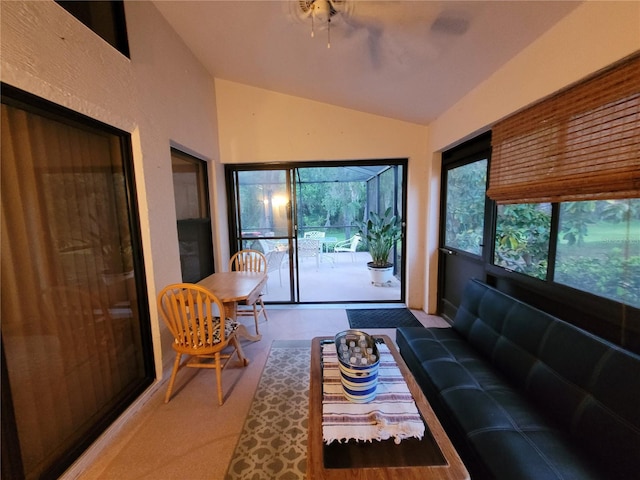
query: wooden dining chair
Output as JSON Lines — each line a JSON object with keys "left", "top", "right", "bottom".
{"left": 157, "top": 283, "right": 247, "bottom": 405}
{"left": 228, "top": 249, "right": 268, "bottom": 335}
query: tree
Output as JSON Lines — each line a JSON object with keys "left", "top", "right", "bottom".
{"left": 494, "top": 203, "right": 551, "bottom": 279}
{"left": 559, "top": 201, "right": 596, "bottom": 246}
{"left": 445, "top": 160, "right": 487, "bottom": 255}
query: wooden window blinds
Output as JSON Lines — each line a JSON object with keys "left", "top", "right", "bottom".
{"left": 488, "top": 53, "right": 639, "bottom": 204}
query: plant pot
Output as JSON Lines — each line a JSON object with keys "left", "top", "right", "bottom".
{"left": 367, "top": 262, "right": 394, "bottom": 286}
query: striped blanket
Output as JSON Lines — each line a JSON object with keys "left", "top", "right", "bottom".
{"left": 322, "top": 342, "right": 426, "bottom": 444}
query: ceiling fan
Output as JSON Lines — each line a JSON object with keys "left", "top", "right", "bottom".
{"left": 294, "top": 0, "right": 353, "bottom": 48}
{"left": 290, "top": 0, "right": 472, "bottom": 61}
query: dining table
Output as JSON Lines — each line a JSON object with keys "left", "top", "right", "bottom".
{"left": 197, "top": 271, "right": 268, "bottom": 342}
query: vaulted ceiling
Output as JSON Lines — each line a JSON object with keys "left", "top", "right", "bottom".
{"left": 153, "top": 1, "right": 582, "bottom": 125}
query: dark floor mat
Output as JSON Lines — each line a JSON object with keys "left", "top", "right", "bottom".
{"left": 346, "top": 308, "right": 423, "bottom": 329}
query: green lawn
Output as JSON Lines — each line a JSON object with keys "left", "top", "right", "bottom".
{"left": 556, "top": 219, "right": 640, "bottom": 258}
{"left": 581, "top": 219, "right": 640, "bottom": 243}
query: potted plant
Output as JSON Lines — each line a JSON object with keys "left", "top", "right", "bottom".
{"left": 357, "top": 207, "right": 402, "bottom": 285}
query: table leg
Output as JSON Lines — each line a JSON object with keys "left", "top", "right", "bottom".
{"left": 224, "top": 301, "right": 262, "bottom": 342}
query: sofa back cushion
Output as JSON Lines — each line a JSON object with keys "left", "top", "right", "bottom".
{"left": 453, "top": 279, "right": 640, "bottom": 476}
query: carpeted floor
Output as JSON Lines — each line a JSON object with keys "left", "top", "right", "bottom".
{"left": 224, "top": 341, "right": 310, "bottom": 480}
{"left": 347, "top": 308, "right": 423, "bottom": 329}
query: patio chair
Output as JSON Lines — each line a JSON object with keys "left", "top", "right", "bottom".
{"left": 157, "top": 283, "right": 247, "bottom": 405}
{"left": 228, "top": 249, "right": 268, "bottom": 335}
{"left": 265, "top": 248, "right": 287, "bottom": 287}
{"left": 297, "top": 238, "right": 321, "bottom": 269}
{"left": 257, "top": 239, "right": 276, "bottom": 254}
{"left": 333, "top": 234, "right": 361, "bottom": 262}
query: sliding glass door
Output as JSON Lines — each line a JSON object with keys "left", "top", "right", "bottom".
{"left": 226, "top": 161, "right": 406, "bottom": 304}
{"left": 230, "top": 169, "right": 293, "bottom": 302}
{"left": 1, "top": 87, "right": 153, "bottom": 479}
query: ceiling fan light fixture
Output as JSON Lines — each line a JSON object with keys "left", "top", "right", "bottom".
{"left": 312, "top": 0, "right": 331, "bottom": 23}
{"left": 297, "top": 0, "right": 346, "bottom": 48}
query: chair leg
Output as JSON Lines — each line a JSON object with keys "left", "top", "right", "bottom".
{"left": 231, "top": 336, "right": 248, "bottom": 367}
{"left": 165, "top": 352, "right": 182, "bottom": 403}
{"left": 253, "top": 297, "right": 268, "bottom": 335}
{"left": 259, "top": 297, "right": 268, "bottom": 322}
{"left": 252, "top": 303, "right": 260, "bottom": 335}
{"left": 214, "top": 351, "right": 223, "bottom": 406}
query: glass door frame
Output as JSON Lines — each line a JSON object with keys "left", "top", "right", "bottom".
{"left": 227, "top": 166, "right": 296, "bottom": 302}
{"left": 438, "top": 133, "right": 492, "bottom": 320}
{"left": 226, "top": 160, "right": 408, "bottom": 305}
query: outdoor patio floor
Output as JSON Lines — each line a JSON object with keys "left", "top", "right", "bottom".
{"left": 261, "top": 251, "right": 402, "bottom": 303}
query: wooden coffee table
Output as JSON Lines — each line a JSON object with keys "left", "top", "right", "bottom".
{"left": 307, "top": 335, "right": 469, "bottom": 480}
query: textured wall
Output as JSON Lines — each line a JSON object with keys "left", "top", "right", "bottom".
{"left": 1, "top": 0, "right": 220, "bottom": 379}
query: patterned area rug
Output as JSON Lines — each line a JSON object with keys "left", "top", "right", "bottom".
{"left": 225, "top": 341, "right": 310, "bottom": 480}
{"left": 347, "top": 308, "right": 423, "bottom": 329}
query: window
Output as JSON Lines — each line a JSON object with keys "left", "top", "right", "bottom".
{"left": 171, "top": 149, "right": 214, "bottom": 282}
{"left": 56, "top": 1, "right": 130, "bottom": 57}
{"left": 491, "top": 198, "right": 639, "bottom": 308}
{"left": 555, "top": 199, "right": 640, "bottom": 308}
{"left": 494, "top": 203, "right": 551, "bottom": 280}
{"left": 444, "top": 159, "right": 487, "bottom": 255}
{"left": 484, "top": 54, "right": 639, "bottom": 352}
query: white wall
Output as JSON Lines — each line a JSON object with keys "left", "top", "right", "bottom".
{"left": 423, "top": 1, "right": 640, "bottom": 312}
{"left": 215, "top": 80, "right": 429, "bottom": 307}
{"left": 0, "top": 0, "right": 221, "bottom": 379}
